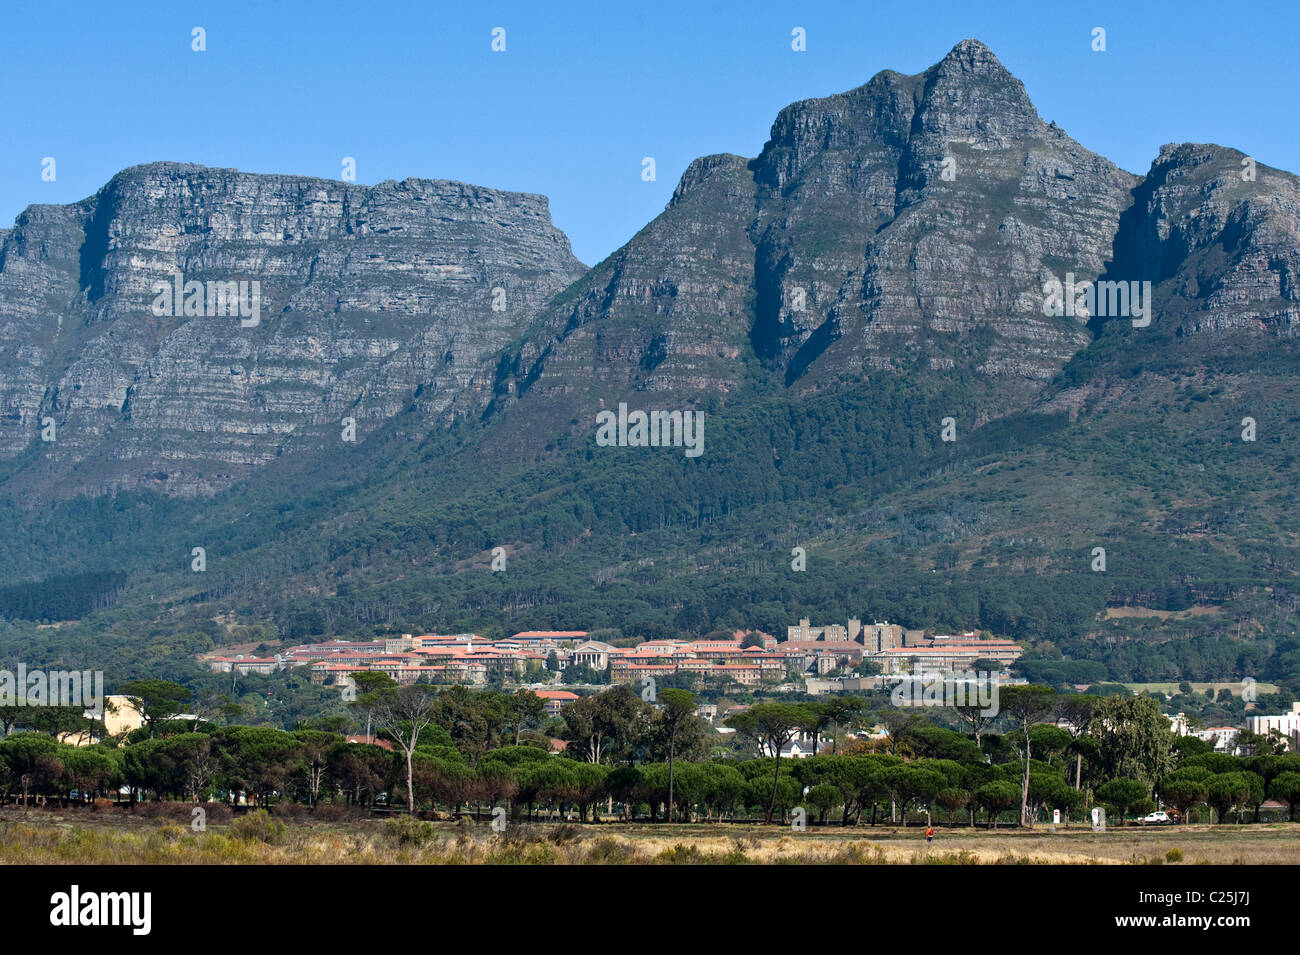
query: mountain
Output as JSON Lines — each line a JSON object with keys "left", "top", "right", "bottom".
{"left": 1, "top": 40, "right": 1298, "bottom": 693}
{"left": 0, "top": 162, "right": 585, "bottom": 497}
{"left": 487, "top": 38, "right": 1136, "bottom": 444}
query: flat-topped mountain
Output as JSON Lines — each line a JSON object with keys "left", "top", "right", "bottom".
{"left": 0, "top": 162, "right": 585, "bottom": 496}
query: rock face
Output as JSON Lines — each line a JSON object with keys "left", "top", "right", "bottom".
{"left": 483, "top": 150, "right": 760, "bottom": 439}
{"left": 748, "top": 39, "right": 1137, "bottom": 392}
{"left": 1103, "top": 143, "right": 1300, "bottom": 336}
{"left": 0, "top": 163, "right": 585, "bottom": 495}
{"left": 488, "top": 39, "right": 1140, "bottom": 439}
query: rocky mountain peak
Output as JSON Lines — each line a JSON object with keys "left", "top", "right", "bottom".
{"left": 483, "top": 41, "right": 1141, "bottom": 451}
{"left": 735, "top": 41, "right": 1135, "bottom": 388}
{"left": 915, "top": 38, "right": 1040, "bottom": 144}
{"left": 935, "top": 37, "right": 1012, "bottom": 77}
{"left": 753, "top": 38, "right": 1038, "bottom": 197}
{"left": 669, "top": 153, "right": 751, "bottom": 209}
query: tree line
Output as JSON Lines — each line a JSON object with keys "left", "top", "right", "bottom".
{"left": 2, "top": 678, "right": 1298, "bottom": 826}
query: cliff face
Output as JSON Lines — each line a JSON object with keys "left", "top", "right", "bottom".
{"left": 0, "top": 163, "right": 585, "bottom": 496}
{"left": 483, "top": 150, "right": 760, "bottom": 439}
{"left": 488, "top": 39, "right": 1140, "bottom": 442}
{"left": 1103, "top": 143, "right": 1300, "bottom": 336}
{"left": 747, "top": 39, "right": 1137, "bottom": 391}
{"left": 5, "top": 40, "right": 1300, "bottom": 502}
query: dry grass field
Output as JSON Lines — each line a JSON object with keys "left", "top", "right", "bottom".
{"left": 2, "top": 807, "right": 1298, "bottom": 865}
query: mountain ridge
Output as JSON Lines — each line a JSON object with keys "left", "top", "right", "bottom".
{"left": 1, "top": 40, "right": 1298, "bottom": 693}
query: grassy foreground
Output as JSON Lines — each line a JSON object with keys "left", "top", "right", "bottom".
{"left": 2, "top": 808, "right": 1299, "bottom": 864}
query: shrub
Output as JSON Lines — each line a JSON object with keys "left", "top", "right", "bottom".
{"left": 582, "top": 838, "right": 639, "bottom": 864}
{"left": 230, "top": 810, "right": 288, "bottom": 845}
{"left": 385, "top": 815, "right": 437, "bottom": 848}
{"left": 499, "top": 824, "right": 543, "bottom": 845}
{"left": 487, "top": 841, "right": 558, "bottom": 865}
{"left": 656, "top": 843, "right": 708, "bottom": 864}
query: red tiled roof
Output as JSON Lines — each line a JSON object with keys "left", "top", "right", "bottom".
{"left": 880, "top": 645, "right": 1021, "bottom": 654}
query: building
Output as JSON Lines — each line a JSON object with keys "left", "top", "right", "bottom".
{"left": 610, "top": 662, "right": 676, "bottom": 686}
{"left": 208, "top": 655, "right": 279, "bottom": 675}
{"left": 787, "top": 618, "right": 845, "bottom": 642}
{"left": 778, "top": 731, "right": 829, "bottom": 759}
{"left": 860, "top": 622, "right": 904, "bottom": 652}
{"left": 712, "top": 664, "right": 762, "bottom": 686}
{"left": 259, "top": 620, "right": 1020, "bottom": 694}
{"left": 1197, "top": 726, "right": 1240, "bottom": 754}
{"left": 510, "top": 630, "right": 588, "bottom": 644}
{"left": 806, "top": 676, "right": 881, "bottom": 695}
{"left": 101, "top": 696, "right": 146, "bottom": 737}
{"left": 570, "top": 641, "right": 614, "bottom": 670}
{"left": 787, "top": 618, "right": 849, "bottom": 642}
{"left": 384, "top": 634, "right": 417, "bottom": 653}
{"left": 1246, "top": 702, "right": 1300, "bottom": 750}
{"left": 1166, "top": 712, "right": 1193, "bottom": 736}
{"left": 785, "top": 618, "right": 904, "bottom": 651}
{"left": 873, "top": 639, "right": 1022, "bottom": 674}
{"left": 532, "top": 689, "right": 580, "bottom": 717}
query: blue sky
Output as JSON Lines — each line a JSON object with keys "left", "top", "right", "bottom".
{"left": 3, "top": 0, "right": 1298, "bottom": 266}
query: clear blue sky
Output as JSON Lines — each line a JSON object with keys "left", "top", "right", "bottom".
{"left": 3, "top": 0, "right": 1297, "bottom": 266}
